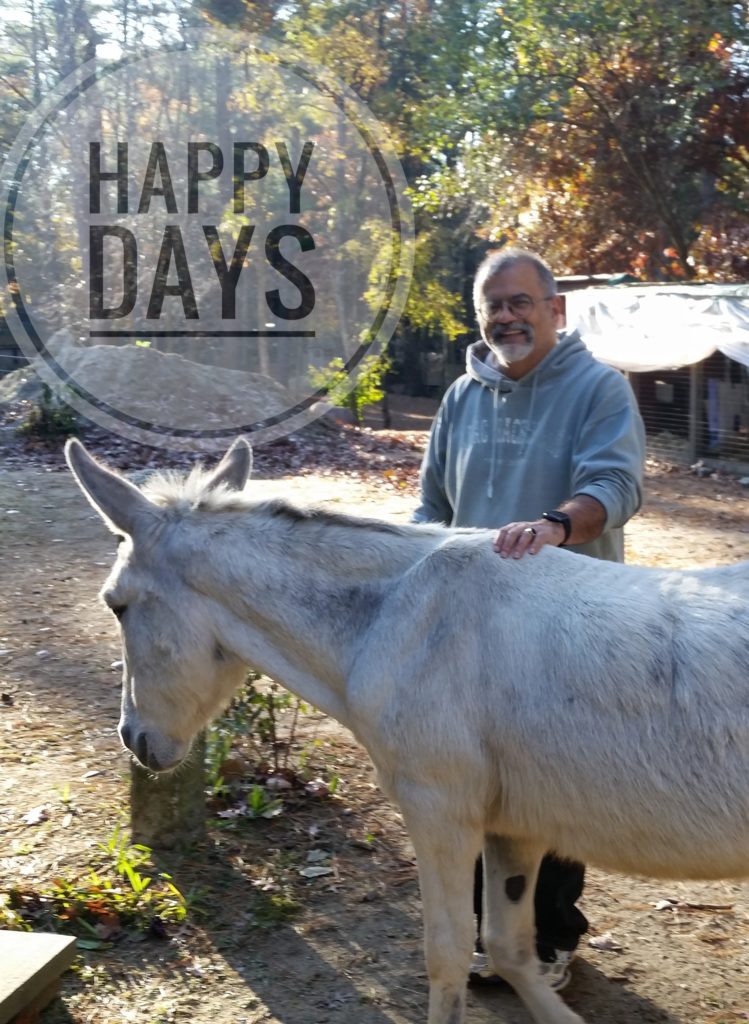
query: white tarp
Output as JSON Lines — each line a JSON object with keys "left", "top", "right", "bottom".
{"left": 566, "top": 284, "right": 749, "bottom": 372}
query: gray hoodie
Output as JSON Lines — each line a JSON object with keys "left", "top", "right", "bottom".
{"left": 412, "top": 331, "right": 646, "bottom": 561}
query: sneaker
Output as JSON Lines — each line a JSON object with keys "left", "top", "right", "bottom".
{"left": 468, "top": 950, "right": 507, "bottom": 987}
{"left": 467, "top": 948, "right": 573, "bottom": 991}
{"left": 538, "top": 948, "right": 573, "bottom": 992}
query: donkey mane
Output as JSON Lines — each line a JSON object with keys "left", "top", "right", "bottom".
{"left": 141, "top": 466, "right": 449, "bottom": 538}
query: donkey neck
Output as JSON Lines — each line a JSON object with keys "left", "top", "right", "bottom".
{"left": 177, "top": 503, "right": 444, "bottom": 725}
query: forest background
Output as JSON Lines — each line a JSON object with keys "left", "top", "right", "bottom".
{"left": 2, "top": 0, "right": 749, "bottom": 371}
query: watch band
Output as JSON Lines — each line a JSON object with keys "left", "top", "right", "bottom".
{"left": 542, "top": 510, "right": 572, "bottom": 546}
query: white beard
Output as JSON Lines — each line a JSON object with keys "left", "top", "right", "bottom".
{"left": 488, "top": 337, "right": 534, "bottom": 367}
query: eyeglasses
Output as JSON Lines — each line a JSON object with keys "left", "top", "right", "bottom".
{"left": 478, "top": 295, "right": 555, "bottom": 320}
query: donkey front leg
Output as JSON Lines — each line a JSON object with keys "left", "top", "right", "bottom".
{"left": 483, "top": 835, "right": 586, "bottom": 1024}
{"left": 400, "top": 802, "right": 482, "bottom": 1024}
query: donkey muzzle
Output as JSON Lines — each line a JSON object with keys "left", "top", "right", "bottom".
{"left": 120, "top": 722, "right": 164, "bottom": 772}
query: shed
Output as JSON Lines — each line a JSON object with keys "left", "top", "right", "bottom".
{"left": 566, "top": 284, "right": 749, "bottom": 469}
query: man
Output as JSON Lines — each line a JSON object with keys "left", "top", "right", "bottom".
{"left": 412, "top": 247, "right": 646, "bottom": 990}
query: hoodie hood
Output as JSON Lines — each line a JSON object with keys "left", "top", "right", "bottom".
{"left": 466, "top": 330, "right": 591, "bottom": 390}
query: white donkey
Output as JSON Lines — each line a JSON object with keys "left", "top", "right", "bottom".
{"left": 66, "top": 437, "right": 749, "bottom": 1024}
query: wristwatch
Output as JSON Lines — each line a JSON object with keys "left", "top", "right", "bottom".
{"left": 542, "top": 510, "right": 572, "bottom": 546}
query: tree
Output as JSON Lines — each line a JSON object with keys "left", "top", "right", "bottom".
{"left": 410, "top": 0, "right": 749, "bottom": 279}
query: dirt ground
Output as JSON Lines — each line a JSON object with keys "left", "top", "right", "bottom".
{"left": 0, "top": 415, "right": 748, "bottom": 1024}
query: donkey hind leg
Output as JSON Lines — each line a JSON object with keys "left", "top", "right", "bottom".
{"left": 400, "top": 804, "right": 482, "bottom": 1024}
{"left": 483, "top": 835, "right": 586, "bottom": 1024}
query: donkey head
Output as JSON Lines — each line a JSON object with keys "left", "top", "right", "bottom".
{"left": 66, "top": 438, "right": 252, "bottom": 772}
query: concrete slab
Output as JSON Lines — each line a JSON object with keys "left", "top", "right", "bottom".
{"left": 0, "top": 931, "right": 76, "bottom": 1024}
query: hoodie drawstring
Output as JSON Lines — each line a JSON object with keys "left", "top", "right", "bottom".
{"left": 487, "top": 386, "right": 499, "bottom": 499}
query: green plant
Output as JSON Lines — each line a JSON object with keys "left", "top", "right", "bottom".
{"left": 244, "top": 784, "right": 283, "bottom": 819}
{"left": 327, "top": 774, "right": 341, "bottom": 796}
{"left": 17, "top": 383, "right": 77, "bottom": 439}
{"left": 0, "top": 892, "right": 31, "bottom": 931}
{"left": 205, "top": 673, "right": 308, "bottom": 793}
{"left": 309, "top": 353, "right": 389, "bottom": 425}
{"left": 205, "top": 729, "right": 234, "bottom": 796}
{"left": 1, "top": 825, "right": 191, "bottom": 943}
{"left": 247, "top": 681, "right": 307, "bottom": 772}
{"left": 296, "top": 737, "right": 323, "bottom": 774}
{"left": 253, "top": 891, "right": 301, "bottom": 925}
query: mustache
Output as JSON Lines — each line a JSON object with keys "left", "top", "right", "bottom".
{"left": 490, "top": 323, "right": 532, "bottom": 344}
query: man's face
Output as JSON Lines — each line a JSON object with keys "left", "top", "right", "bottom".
{"left": 477, "top": 262, "right": 561, "bottom": 374}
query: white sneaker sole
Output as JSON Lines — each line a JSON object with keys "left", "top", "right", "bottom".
{"left": 468, "top": 950, "right": 573, "bottom": 992}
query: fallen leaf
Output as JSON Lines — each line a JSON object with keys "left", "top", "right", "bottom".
{"left": 216, "top": 806, "right": 245, "bottom": 819}
{"left": 22, "top": 805, "right": 49, "bottom": 825}
{"left": 265, "top": 775, "right": 292, "bottom": 791}
{"left": 306, "top": 849, "right": 331, "bottom": 864}
{"left": 94, "top": 915, "right": 121, "bottom": 940}
{"left": 299, "top": 866, "right": 334, "bottom": 879}
{"left": 260, "top": 804, "right": 283, "bottom": 819}
{"left": 218, "top": 754, "right": 246, "bottom": 780}
{"left": 305, "top": 779, "right": 330, "bottom": 796}
{"left": 588, "top": 932, "right": 623, "bottom": 952}
{"left": 654, "top": 899, "right": 676, "bottom": 911}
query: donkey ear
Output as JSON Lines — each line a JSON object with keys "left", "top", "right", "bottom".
{"left": 65, "top": 438, "right": 160, "bottom": 537}
{"left": 204, "top": 436, "right": 253, "bottom": 493}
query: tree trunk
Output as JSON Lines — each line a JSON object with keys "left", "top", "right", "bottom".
{"left": 129, "top": 731, "right": 206, "bottom": 850}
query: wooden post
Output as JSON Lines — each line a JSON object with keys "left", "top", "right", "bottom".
{"left": 688, "top": 361, "right": 702, "bottom": 464}
{"left": 129, "top": 731, "right": 206, "bottom": 850}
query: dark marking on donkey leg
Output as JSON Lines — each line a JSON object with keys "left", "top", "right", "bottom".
{"left": 446, "top": 994, "right": 463, "bottom": 1024}
{"left": 505, "top": 874, "right": 526, "bottom": 902}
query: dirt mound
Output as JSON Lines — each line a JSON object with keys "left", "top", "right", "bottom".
{"left": 0, "top": 331, "right": 291, "bottom": 433}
